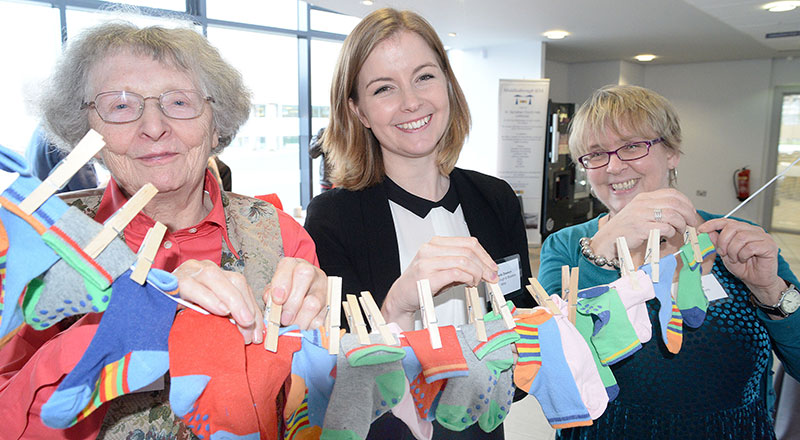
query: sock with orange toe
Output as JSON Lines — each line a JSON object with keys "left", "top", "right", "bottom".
{"left": 641, "top": 253, "right": 683, "bottom": 354}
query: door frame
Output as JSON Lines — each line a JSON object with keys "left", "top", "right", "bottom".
{"left": 763, "top": 85, "right": 800, "bottom": 233}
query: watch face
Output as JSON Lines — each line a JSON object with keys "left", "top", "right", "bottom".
{"left": 781, "top": 289, "right": 800, "bottom": 314}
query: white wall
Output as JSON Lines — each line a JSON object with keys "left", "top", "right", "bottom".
{"left": 545, "top": 59, "right": 569, "bottom": 103}
{"left": 449, "top": 41, "right": 546, "bottom": 176}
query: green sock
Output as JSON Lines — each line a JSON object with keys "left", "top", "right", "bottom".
{"left": 677, "top": 232, "right": 715, "bottom": 328}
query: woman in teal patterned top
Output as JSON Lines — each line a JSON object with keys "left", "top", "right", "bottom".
{"left": 538, "top": 85, "right": 800, "bottom": 439}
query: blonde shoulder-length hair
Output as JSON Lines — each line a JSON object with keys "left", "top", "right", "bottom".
{"left": 324, "top": 8, "right": 471, "bottom": 191}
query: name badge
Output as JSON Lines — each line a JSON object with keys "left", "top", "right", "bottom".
{"left": 701, "top": 273, "right": 729, "bottom": 302}
{"left": 496, "top": 254, "right": 521, "bottom": 296}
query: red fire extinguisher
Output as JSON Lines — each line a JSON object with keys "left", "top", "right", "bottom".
{"left": 734, "top": 167, "right": 750, "bottom": 201}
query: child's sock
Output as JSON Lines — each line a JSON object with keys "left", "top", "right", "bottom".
{"left": 285, "top": 393, "right": 322, "bottom": 440}
{"left": 245, "top": 326, "right": 302, "bottom": 439}
{"left": 640, "top": 253, "right": 682, "bottom": 354}
{"left": 576, "top": 286, "right": 642, "bottom": 365}
{"left": 290, "top": 328, "right": 338, "bottom": 429}
{"left": 677, "top": 233, "right": 715, "bottom": 328}
{"left": 391, "top": 378, "right": 433, "bottom": 440}
{"left": 23, "top": 206, "right": 136, "bottom": 329}
{"left": 463, "top": 309, "right": 519, "bottom": 360}
{"left": 572, "top": 286, "right": 619, "bottom": 401}
{"left": 609, "top": 269, "right": 656, "bottom": 343}
{"left": 0, "top": 145, "right": 68, "bottom": 337}
{"left": 41, "top": 268, "right": 177, "bottom": 428}
{"left": 169, "top": 310, "right": 260, "bottom": 440}
{"left": 403, "top": 325, "right": 469, "bottom": 382}
{"left": 435, "top": 325, "right": 516, "bottom": 433}
{"left": 0, "top": 219, "right": 8, "bottom": 311}
{"left": 321, "top": 333, "right": 406, "bottom": 439}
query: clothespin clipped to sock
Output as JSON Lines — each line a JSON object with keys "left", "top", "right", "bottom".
{"left": 560, "top": 266, "right": 579, "bottom": 325}
{"left": 645, "top": 229, "right": 660, "bottom": 283}
{"left": 19, "top": 130, "right": 105, "bottom": 215}
{"left": 346, "top": 293, "right": 371, "bottom": 345}
{"left": 130, "top": 222, "right": 167, "bottom": 285}
{"left": 326, "top": 276, "right": 342, "bottom": 355}
{"left": 416, "top": 279, "right": 442, "bottom": 349}
{"left": 487, "top": 282, "right": 516, "bottom": 328}
{"left": 359, "top": 291, "right": 397, "bottom": 345}
{"left": 526, "top": 278, "right": 562, "bottom": 316}
{"left": 685, "top": 226, "right": 703, "bottom": 265}
{"left": 84, "top": 183, "right": 158, "bottom": 259}
{"left": 616, "top": 237, "right": 639, "bottom": 290}
{"left": 264, "top": 295, "right": 282, "bottom": 352}
{"left": 465, "top": 286, "right": 488, "bottom": 342}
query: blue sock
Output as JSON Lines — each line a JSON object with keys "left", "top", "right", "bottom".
{"left": 0, "top": 145, "right": 68, "bottom": 337}
{"left": 292, "top": 328, "right": 337, "bottom": 428}
{"left": 41, "top": 268, "right": 178, "bottom": 428}
{"left": 640, "top": 254, "right": 679, "bottom": 349}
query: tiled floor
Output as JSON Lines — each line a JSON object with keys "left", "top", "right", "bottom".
{"left": 507, "top": 232, "right": 800, "bottom": 440}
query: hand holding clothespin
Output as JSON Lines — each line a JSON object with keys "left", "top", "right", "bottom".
{"left": 326, "top": 276, "right": 342, "bottom": 354}
{"left": 465, "top": 286, "right": 488, "bottom": 342}
{"left": 416, "top": 279, "right": 442, "bottom": 349}
{"left": 359, "top": 291, "right": 397, "bottom": 345}
{"left": 19, "top": 130, "right": 105, "bottom": 215}
{"left": 84, "top": 183, "right": 158, "bottom": 259}
{"left": 264, "top": 294, "right": 282, "bottom": 352}
{"left": 616, "top": 237, "right": 639, "bottom": 289}
{"left": 526, "top": 278, "right": 562, "bottom": 316}
{"left": 560, "top": 266, "right": 579, "bottom": 325}
{"left": 487, "top": 282, "right": 516, "bottom": 328}
{"left": 130, "top": 222, "right": 167, "bottom": 284}
{"left": 345, "top": 293, "right": 371, "bottom": 345}
{"left": 645, "top": 229, "right": 660, "bottom": 282}
{"left": 684, "top": 226, "right": 703, "bottom": 265}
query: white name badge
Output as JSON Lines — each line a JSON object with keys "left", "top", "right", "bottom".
{"left": 497, "top": 255, "right": 521, "bottom": 296}
{"left": 702, "top": 273, "right": 729, "bottom": 302}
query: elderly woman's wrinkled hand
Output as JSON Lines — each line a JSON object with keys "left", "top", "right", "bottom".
{"left": 263, "top": 257, "right": 328, "bottom": 330}
{"left": 591, "top": 188, "right": 698, "bottom": 261}
{"left": 173, "top": 259, "right": 263, "bottom": 344}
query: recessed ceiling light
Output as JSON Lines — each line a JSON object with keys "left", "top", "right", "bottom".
{"left": 361, "top": 0, "right": 374, "bottom": 5}
{"left": 764, "top": 1, "right": 799, "bottom": 12}
{"left": 448, "top": 32, "right": 457, "bottom": 37}
{"left": 634, "top": 54, "right": 657, "bottom": 62}
{"left": 543, "top": 30, "right": 569, "bottom": 40}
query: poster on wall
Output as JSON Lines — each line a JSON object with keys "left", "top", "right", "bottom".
{"left": 497, "top": 78, "right": 550, "bottom": 244}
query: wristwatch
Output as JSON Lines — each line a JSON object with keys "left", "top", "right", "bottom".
{"left": 750, "top": 284, "right": 800, "bottom": 317}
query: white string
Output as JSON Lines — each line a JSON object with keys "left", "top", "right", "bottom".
{"left": 147, "top": 279, "right": 210, "bottom": 315}
{"left": 724, "top": 155, "right": 800, "bottom": 218}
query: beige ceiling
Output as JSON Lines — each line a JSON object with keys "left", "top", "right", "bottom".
{"left": 310, "top": 0, "right": 800, "bottom": 64}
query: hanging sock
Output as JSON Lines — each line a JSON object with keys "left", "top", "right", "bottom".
{"left": 640, "top": 253, "right": 683, "bottom": 354}
{"left": 609, "top": 269, "right": 656, "bottom": 343}
{"left": 576, "top": 286, "right": 642, "bottom": 365}
{"left": 677, "top": 233, "right": 715, "bottom": 328}
{"left": 41, "top": 268, "right": 178, "bottom": 428}
{"left": 572, "top": 285, "right": 619, "bottom": 401}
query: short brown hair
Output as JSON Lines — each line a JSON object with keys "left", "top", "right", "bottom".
{"left": 569, "top": 85, "right": 682, "bottom": 160}
{"left": 324, "top": 8, "right": 471, "bottom": 190}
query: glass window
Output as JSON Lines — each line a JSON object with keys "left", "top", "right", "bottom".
{"left": 66, "top": 8, "right": 199, "bottom": 38}
{"left": 771, "top": 93, "right": 800, "bottom": 232}
{"left": 310, "top": 39, "right": 343, "bottom": 196}
{"left": 208, "top": 26, "right": 301, "bottom": 210}
{"left": 0, "top": 1, "right": 61, "bottom": 190}
{"left": 114, "top": 0, "right": 185, "bottom": 12}
{"left": 310, "top": 8, "right": 360, "bottom": 35}
{"left": 207, "top": 0, "right": 297, "bottom": 30}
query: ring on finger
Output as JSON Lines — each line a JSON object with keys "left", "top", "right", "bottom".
{"left": 654, "top": 208, "right": 663, "bottom": 222}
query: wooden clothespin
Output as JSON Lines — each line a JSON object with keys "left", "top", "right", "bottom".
{"left": 526, "top": 278, "right": 562, "bottom": 316}
{"left": 685, "top": 226, "right": 703, "bottom": 264}
{"left": 346, "top": 294, "right": 371, "bottom": 345}
{"left": 264, "top": 295, "right": 282, "bottom": 352}
{"left": 129, "top": 222, "right": 167, "bottom": 284}
{"left": 84, "top": 183, "right": 158, "bottom": 259}
{"left": 326, "top": 276, "right": 342, "bottom": 355}
{"left": 465, "top": 286, "right": 487, "bottom": 342}
{"left": 567, "top": 268, "right": 579, "bottom": 325}
{"left": 416, "top": 279, "right": 442, "bottom": 349}
{"left": 616, "top": 237, "right": 639, "bottom": 289}
{"left": 561, "top": 266, "right": 570, "bottom": 301}
{"left": 19, "top": 130, "right": 105, "bottom": 215}
{"left": 645, "top": 229, "right": 660, "bottom": 282}
{"left": 487, "top": 282, "right": 517, "bottom": 328}
{"left": 359, "top": 291, "right": 396, "bottom": 345}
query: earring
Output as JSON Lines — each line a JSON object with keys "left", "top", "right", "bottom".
{"left": 669, "top": 168, "right": 678, "bottom": 186}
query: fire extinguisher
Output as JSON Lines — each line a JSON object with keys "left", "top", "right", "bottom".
{"left": 733, "top": 167, "right": 750, "bottom": 201}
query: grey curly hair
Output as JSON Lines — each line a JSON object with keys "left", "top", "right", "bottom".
{"left": 38, "top": 21, "right": 251, "bottom": 154}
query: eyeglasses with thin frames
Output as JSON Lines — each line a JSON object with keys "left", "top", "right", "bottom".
{"left": 81, "top": 89, "right": 215, "bottom": 124}
{"left": 577, "top": 137, "right": 664, "bottom": 169}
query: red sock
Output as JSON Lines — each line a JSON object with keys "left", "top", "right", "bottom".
{"left": 403, "top": 326, "right": 468, "bottom": 382}
{"left": 168, "top": 311, "right": 260, "bottom": 439}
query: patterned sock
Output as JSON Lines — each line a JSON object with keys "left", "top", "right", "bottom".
{"left": 512, "top": 313, "right": 543, "bottom": 393}
{"left": 609, "top": 269, "right": 656, "bottom": 343}
{"left": 435, "top": 324, "right": 516, "bottom": 433}
{"left": 572, "top": 287, "right": 618, "bottom": 401}
{"left": 576, "top": 285, "right": 642, "bottom": 365}
{"left": 391, "top": 378, "right": 434, "bottom": 440}
{"left": 0, "top": 145, "right": 68, "bottom": 337}
{"left": 23, "top": 206, "right": 136, "bottom": 329}
{"left": 321, "top": 333, "right": 406, "bottom": 439}
{"left": 677, "top": 233, "right": 715, "bottom": 328}
{"left": 640, "top": 254, "right": 682, "bottom": 354}
{"left": 463, "top": 309, "right": 520, "bottom": 360}
{"left": 290, "top": 328, "right": 338, "bottom": 429}
{"left": 386, "top": 322, "right": 433, "bottom": 436}
{"left": 0, "top": 219, "right": 8, "bottom": 311}
{"left": 169, "top": 310, "right": 259, "bottom": 440}
{"left": 550, "top": 295, "right": 609, "bottom": 420}
{"left": 404, "top": 325, "right": 469, "bottom": 382}
{"left": 246, "top": 326, "right": 303, "bottom": 438}
{"left": 41, "top": 268, "right": 178, "bottom": 428}
{"left": 285, "top": 393, "right": 322, "bottom": 440}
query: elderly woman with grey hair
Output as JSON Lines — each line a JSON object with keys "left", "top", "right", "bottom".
{"left": 3, "top": 20, "right": 327, "bottom": 437}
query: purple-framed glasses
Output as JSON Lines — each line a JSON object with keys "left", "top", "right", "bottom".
{"left": 577, "top": 137, "right": 664, "bottom": 169}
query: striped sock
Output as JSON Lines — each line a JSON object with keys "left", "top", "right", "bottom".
{"left": 512, "top": 316, "right": 543, "bottom": 393}
{"left": 40, "top": 269, "right": 177, "bottom": 428}
{"left": 666, "top": 299, "right": 683, "bottom": 354}
{"left": 641, "top": 253, "right": 681, "bottom": 353}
